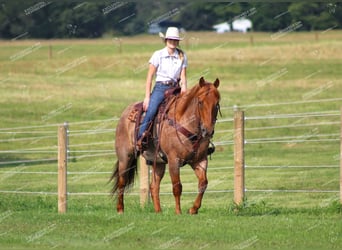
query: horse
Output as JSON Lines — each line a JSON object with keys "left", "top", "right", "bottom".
{"left": 110, "top": 77, "right": 220, "bottom": 214}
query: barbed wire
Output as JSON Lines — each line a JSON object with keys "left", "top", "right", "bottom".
{"left": 0, "top": 190, "right": 57, "bottom": 195}
{"left": 228, "top": 97, "right": 342, "bottom": 110}
{"left": 245, "top": 165, "right": 339, "bottom": 169}
{"left": 0, "top": 150, "right": 56, "bottom": 154}
{"left": 68, "top": 152, "right": 115, "bottom": 160}
{"left": 0, "top": 110, "right": 338, "bottom": 145}
{"left": 0, "top": 171, "right": 57, "bottom": 175}
{"left": 0, "top": 105, "right": 340, "bottom": 199}
{"left": 68, "top": 141, "right": 113, "bottom": 148}
{"left": 245, "top": 134, "right": 340, "bottom": 144}
{"left": 68, "top": 150, "right": 113, "bottom": 153}
{"left": 246, "top": 110, "right": 339, "bottom": 121}
{"left": 0, "top": 123, "right": 61, "bottom": 131}
{"left": 1, "top": 165, "right": 337, "bottom": 176}
{"left": 0, "top": 189, "right": 338, "bottom": 196}
{"left": 0, "top": 134, "right": 56, "bottom": 143}
{"left": 245, "top": 189, "right": 339, "bottom": 193}
{"left": 0, "top": 130, "right": 56, "bottom": 134}
{"left": 0, "top": 158, "right": 56, "bottom": 166}
{"left": 245, "top": 121, "right": 340, "bottom": 131}
{"left": 68, "top": 129, "right": 115, "bottom": 137}
{"left": 67, "top": 117, "right": 119, "bottom": 126}
{"left": 0, "top": 118, "right": 119, "bottom": 132}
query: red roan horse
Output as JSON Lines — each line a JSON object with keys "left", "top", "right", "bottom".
{"left": 110, "top": 77, "right": 220, "bottom": 214}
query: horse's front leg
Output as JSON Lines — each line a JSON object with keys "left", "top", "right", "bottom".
{"left": 189, "top": 159, "right": 208, "bottom": 214}
{"left": 150, "top": 163, "right": 166, "bottom": 213}
{"left": 168, "top": 160, "right": 182, "bottom": 214}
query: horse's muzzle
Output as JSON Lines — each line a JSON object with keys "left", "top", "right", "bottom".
{"left": 200, "top": 124, "right": 214, "bottom": 138}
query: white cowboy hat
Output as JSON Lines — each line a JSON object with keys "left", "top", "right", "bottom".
{"left": 159, "top": 27, "right": 183, "bottom": 41}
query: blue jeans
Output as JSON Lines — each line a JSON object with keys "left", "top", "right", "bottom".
{"left": 138, "top": 83, "right": 171, "bottom": 139}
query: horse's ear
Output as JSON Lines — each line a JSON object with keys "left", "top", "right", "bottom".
{"left": 199, "top": 77, "right": 206, "bottom": 87}
{"left": 214, "top": 78, "right": 220, "bottom": 88}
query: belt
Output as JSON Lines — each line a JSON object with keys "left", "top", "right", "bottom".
{"left": 156, "top": 80, "right": 178, "bottom": 87}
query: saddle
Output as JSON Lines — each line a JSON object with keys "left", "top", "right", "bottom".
{"left": 128, "top": 87, "right": 181, "bottom": 154}
{"left": 128, "top": 86, "right": 216, "bottom": 163}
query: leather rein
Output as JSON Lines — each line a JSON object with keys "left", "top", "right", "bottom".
{"left": 166, "top": 96, "right": 221, "bottom": 156}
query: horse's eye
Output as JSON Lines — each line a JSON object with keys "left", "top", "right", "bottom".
{"left": 198, "top": 101, "right": 203, "bottom": 108}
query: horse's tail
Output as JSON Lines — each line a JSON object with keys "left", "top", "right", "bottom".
{"left": 109, "top": 157, "right": 138, "bottom": 196}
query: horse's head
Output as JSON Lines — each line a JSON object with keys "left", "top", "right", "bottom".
{"left": 196, "top": 77, "right": 221, "bottom": 138}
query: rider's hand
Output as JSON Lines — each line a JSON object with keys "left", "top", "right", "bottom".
{"left": 181, "top": 85, "right": 187, "bottom": 94}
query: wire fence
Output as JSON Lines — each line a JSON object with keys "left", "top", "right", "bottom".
{"left": 0, "top": 97, "right": 341, "bottom": 208}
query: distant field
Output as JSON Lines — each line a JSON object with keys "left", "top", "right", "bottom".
{"left": 0, "top": 31, "right": 341, "bottom": 249}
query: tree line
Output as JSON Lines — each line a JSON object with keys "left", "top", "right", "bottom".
{"left": 0, "top": 1, "right": 341, "bottom": 39}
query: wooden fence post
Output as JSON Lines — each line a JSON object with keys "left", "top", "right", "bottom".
{"left": 250, "top": 35, "right": 254, "bottom": 46}
{"left": 139, "top": 156, "right": 150, "bottom": 207}
{"left": 58, "top": 122, "right": 68, "bottom": 213}
{"left": 340, "top": 107, "right": 342, "bottom": 205}
{"left": 49, "top": 44, "right": 52, "bottom": 59}
{"left": 234, "top": 110, "right": 245, "bottom": 206}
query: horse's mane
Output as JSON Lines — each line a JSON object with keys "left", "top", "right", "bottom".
{"left": 176, "top": 84, "right": 200, "bottom": 117}
{"left": 176, "top": 82, "right": 220, "bottom": 118}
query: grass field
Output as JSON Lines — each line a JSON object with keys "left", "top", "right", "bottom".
{"left": 0, "top": 31, "right": 342, "bottom": 249}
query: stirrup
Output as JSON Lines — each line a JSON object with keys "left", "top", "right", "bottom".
{"left": 207, "top": 141, "right": 215, "bottom": 159}
{"left": 136, "top": 133, "right": 148, "bottom": 152}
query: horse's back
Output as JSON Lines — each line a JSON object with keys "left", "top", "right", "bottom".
{"left": 115, "top": 102, "right": 141, "bottom": 155}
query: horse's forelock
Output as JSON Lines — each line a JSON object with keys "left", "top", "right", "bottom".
{"left": 198, "top": 82, "right": 220, "bottom": 101}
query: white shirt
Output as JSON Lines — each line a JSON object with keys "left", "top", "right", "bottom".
{"left": 149, "top": 47, "right": 187, "bottom": 82}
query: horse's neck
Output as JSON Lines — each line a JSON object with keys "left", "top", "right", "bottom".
{"left": 174, "top": 95, "right": 198, "bottom": 125}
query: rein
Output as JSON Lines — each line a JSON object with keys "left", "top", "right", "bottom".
{"left": 167, "top": 96, "right": 219, "bottom": 157}
{"left": 167, "top": 116, "right": 202, "bottom": 151}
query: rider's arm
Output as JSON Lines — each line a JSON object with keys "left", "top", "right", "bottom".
{"left": 143, "top": 63, "right": 157, "bottom": 111}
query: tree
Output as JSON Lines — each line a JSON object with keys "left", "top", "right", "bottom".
{"left": 0, "top": 1, "right": 341, "bottom": 39}
{"left": 179, "top": 2, "right": 243, "bottom": 30}
{"left": 289, "top": 2, "right": 338, "bottom": 31}
{"left": 0, "top": 0, "right": 34, "bottom": 39}
{"left": 252, "top": 3, "right": 292, "bottom": 31}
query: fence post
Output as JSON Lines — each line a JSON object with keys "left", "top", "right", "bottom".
{"left": 340, "top": 107, "right": 342, "bottom": 205}
{"left": 139, "top": 156, "right": 150, "bottom": 207}
{"left": 58, "top": 122, "right": 68, "bottom": 213}
{"left": 49, "top": 44, "right": 52, "bottom": 59}
{"left": 234, "top": 110, "right": 245, "bottom": 206}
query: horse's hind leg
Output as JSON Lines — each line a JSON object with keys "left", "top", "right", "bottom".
{"left": 115, "top": 160, "right": 127, "bottom": 214}
{"left": 189, "top": 160, "right": 208, "bottom": 214}
{"left": 116, "top": 171, "right": 126, "bottom": 213}
{"left": 150, "top": 163, "right": 166, "bottom": 213}
{"left": 113, "top": 153, "right": 137, "bottom": 214}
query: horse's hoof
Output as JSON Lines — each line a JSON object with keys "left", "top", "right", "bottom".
{"left": 175, "top": 209, "right": 182, "bottom": 215}
{"left": 188, "top": 208, "right": 198, "bottom": 215}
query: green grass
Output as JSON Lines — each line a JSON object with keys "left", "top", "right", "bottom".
{"left": 0, "top": 195, "right": 341, "bottom": 250}
{"left": 0, "top": 31, "right": 342, "bottom": 249}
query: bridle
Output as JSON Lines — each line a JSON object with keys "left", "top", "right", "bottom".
{"left": 167, "top": 93, "right": 221, "bottom": 156}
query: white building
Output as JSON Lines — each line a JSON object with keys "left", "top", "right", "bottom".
{"left": 232, "top": 18, "right": 252, "bottom": 33}
{"left": 213, "top": 18, "right": 252, "bottom": 33}
{"left": 213, "top": 22, "right": 231, "bottom": 33}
